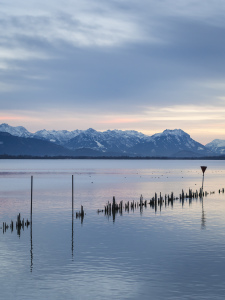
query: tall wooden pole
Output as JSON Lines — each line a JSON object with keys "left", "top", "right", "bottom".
{"left": 202, "top": 173, "right": 204, "bottom": 191}
{"left": 30, "top": 175, "right": 33, "bottom": 272}
{"left": 72, "top": 175, "right": 74, "bottom": 258}
{"left": 31, "top": 175, "right": 33, "bottom": 224}
{"left": 72, "top": 175, "right": 74, "bottom": 211}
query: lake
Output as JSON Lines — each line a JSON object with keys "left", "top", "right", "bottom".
{"left": 0, "top": 159, "right": 225, "bottom": 300}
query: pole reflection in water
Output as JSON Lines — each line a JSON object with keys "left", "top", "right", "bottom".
{"left": 30, "top": 175, "right": 33, "bottom": 272}
{"left": 72, "top": 205, "right": 74, "bottom": 259}
{"left": 113, "top": 209, "right": 116, "bottom": 223}
{"left": 72, "top": 175, "right": 74, "bottom": 259}
{"left": 201, "top": 198, "right": 206, "bottom": 230}
{"left": 103, "top": 192, "right": 209, "bottom": 232}
{"left": 30, "top": 222, "right": 33, "bottom": 272}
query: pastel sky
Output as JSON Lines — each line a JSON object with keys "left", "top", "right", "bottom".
{"left": 1, "top": 0, "right": 225, "bottom": 144}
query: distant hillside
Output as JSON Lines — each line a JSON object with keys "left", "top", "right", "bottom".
{"left": 0, "top": 132, "right": 75, "bottom": 156}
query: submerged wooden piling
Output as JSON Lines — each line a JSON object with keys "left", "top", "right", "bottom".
{"left": 101, "top": 184, "right": 221, "bottom": 221}
{"left": 2, "top": 213, "right": 29, "bottom": 235}
{"left": 76, "top": 205, "right": 85, "bottom": 223}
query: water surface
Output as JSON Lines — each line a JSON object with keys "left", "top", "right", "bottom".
{"left": 0, "top": 159, "right": 225, "bottom": 299}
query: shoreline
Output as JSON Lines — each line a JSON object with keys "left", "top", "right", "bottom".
{"left": 1, "top": 155, "right": 225, "bottom": 160}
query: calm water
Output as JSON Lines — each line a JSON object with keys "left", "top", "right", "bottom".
{"left": 1, "top": 159, "right": 225, "bottom": 300}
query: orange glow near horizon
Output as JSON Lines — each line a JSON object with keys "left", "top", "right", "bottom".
{"left": 0, "top": 116, "right": 24, "bottom": 121}
{"left": 1, "top": 104, "right": 225, "bottom": 145}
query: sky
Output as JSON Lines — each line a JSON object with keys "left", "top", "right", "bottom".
{"left": 1, "top": 0, "right": 225, "bottom": 144}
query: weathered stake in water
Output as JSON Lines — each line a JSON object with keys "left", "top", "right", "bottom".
{"left": 103, "top": 186, "right": 224, "bottom": 220}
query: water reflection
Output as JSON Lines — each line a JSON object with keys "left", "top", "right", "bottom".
{"left": 2, "top": 214, "right": 30, "bottom": 236}
{"left": 201, "top": 199, "right": 206, "bottom": 230}
{"left": 103, "top": 192, "right": 209, "bottom": 233}
{"left": 1, "top": 189, "right": 210, "bottom": 280}
{"left": 72, "top": 208, "right": 74, "bottom": 259}
{"left": 30, "top": 222, "right": 33, "bottom": 272}
{"left": 2, "top": 160, "right": 225, "bottom": 300}
{"left": 72, "top": 175, "right": 74, "bottom": 259}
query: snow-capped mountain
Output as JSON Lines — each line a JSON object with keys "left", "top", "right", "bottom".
{"left": 129, "top": 129, "right": 212, "bottom": 157}
{"left": 65, "top": 128, "right": 146, "bottom": 153}
{"left": 33, "top": 129, "right": 82, "bottom": 145}
{"left": 205, "top": 139, "right": 225, "bottom": 155}
{"left": 0, "top": 124, "right": 147, "bottom": 152}
{"left": 0, "top": 123, "right": 216, "bottom": 157}
{"left": 0, "top": 123, "right": 31, "bottom": 138}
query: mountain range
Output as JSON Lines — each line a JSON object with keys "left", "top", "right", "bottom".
{"left": 0, "top": 123, "right": 223, "bottom": 157}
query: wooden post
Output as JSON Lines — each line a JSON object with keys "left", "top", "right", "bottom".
{"left": 182, "top": 189, "right": 184, "bottom": 200}
{"left": 31, "top": 176, "right": 33, "bottom": 224}
{"left": 72, "top": 175, "right": 74, "bottom": 212}
{"left": 113, "top": 196, "right": 115, "bottom": 211}
{"left": 18, "top": 213, "right": 21, "bottom": 226}
{"left": 72, "top": 175, "right": 74, "bottom": 258}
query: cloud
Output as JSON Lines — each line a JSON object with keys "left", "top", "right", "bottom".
{"left": 0, "top": 1, "right": 147, "bottom": 51}
{"left": 1, "top": 0, "right": 225, "bottom": 142}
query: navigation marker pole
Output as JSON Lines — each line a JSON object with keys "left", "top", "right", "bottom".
{"left": 200, "top": 166, "right": 207, "bottom": 191}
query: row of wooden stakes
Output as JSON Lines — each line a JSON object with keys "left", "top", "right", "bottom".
{"left": 2, "top": 213, "right": 30, "bottom": 234}
{"left": 103, "top": 187, "right": 224, "bottom": 214}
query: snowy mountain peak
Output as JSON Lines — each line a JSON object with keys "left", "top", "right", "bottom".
{"left": 85, "top": 128, "right": 98, "bottom": 134}
{"left": 35, "top": 129, "right": 48, "bottom": 134}
{"left": 205, "top": 139, "right": 225, "bottom": 155}
{"left": 33, "top": 129, "right": 83, "bottom": 144}
{"left": 163, "top": 129, "right": 188, "bottom": 136}
{"left": 0, "top": 123, "right": 31, "bottom": 137}
{"left": 206, "top": 139, "right": 225, "bottom": 148}
{"left": 152, "top": 129, "right": 190, "bottom": 139}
